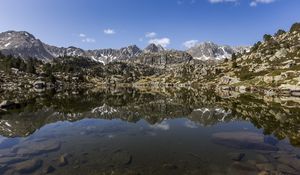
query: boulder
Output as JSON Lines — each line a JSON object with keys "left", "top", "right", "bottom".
{"left": 33, "top": 80, "right": 46, "bottom": 89}
{"left": 275, "top": 48, "right": 288, "bottom": 58}
{"left": 111, "top": 149, "right": 132, "bottom": 166}
{"left": 0, "top": 100, "right": 18, "bottom": 109}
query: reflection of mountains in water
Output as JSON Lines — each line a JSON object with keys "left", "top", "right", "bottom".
{"left": 0, "top": 88, "right": 300, "bottom": 146}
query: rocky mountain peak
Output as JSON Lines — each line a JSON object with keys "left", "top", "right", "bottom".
{"left": 0, "top": 30, "right": 53, "bottom": 60}
{"left": 144, "top": 43, "right": 165, "bottom": 53}
{"left": 187, "top": 41, "right": 248, "bottom": 61}
{"left": 120, "top": 45, "right": 142, "bottom": 57}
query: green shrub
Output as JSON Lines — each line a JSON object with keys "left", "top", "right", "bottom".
{"left": 274, "top": 29, "right": 286, "bottom": 37}
{"left": 290, "top": 22, "right": 300, "bottom": 32}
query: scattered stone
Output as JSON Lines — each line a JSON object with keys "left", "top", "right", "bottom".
{"left": 277, "top": 154, "right": 300, "bottom": 171}
{"left": 257, "top": 171, "right": 270, "bottom": 175}
{"left": 12, "top": 159, "right": 43, "bottom": 174}
{"left": 111, "top": 149, "right": 132, "bottom": 165}
{"left": 58, "top": 154, "right": 68, "bottom": 166}
{"left": 256, "top": 163, "right": 275, "bottom": 171}
{"left": 43, "top": 165, "right": 55, "bottom": 174}
{"left": 255, "top": 154, "right": 269, "bottom": 163}
{"left": 212, "top": 132, "right": 278, "bottom": 151}
{"left": 276, "top": 163, "right": 298, "bottom": 174}
{"left": 229, "top": 162, "right": 258, "bottom": 175}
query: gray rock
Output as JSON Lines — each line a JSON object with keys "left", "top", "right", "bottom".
{"left": 58, "top": 154, "right": 68, "bottom": 166}
{"left": 111, "top": 149, "right": 132, "bottom": 165}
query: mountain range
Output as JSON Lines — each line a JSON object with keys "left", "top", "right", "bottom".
{"left": 187, "top": 42, "right": 250, "bottom": 61}
{"left": 0, "top": 31, "right": 248, "bottom": 63}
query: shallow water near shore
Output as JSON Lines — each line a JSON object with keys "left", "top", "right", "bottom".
{"left": 0, "top": 88, "right": 300, "bottom": 175}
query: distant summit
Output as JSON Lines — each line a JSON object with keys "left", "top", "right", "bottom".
{"left": 144, "top": 43, "right": 165, "bottom": 53}
{"left": 187, "top": 41, "right": 250, "bottom": 61}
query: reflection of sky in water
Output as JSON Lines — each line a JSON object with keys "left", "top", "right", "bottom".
{"left": 1, "top": 89, "right": 300, "bottom": 174}
{"left": 0, "top": 116, "right": 299, "bottom": 174}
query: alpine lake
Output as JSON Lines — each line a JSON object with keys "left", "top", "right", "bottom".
{"left": 0, "top": 87, "right": 300, "bottom": 175}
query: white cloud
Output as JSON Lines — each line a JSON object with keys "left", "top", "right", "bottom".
{"left": 250, "top": 0, "right": 275, "bottom": 7}
{"left": 183, "top": 40, "right": 199, "bottom": 48}
{"left": 177, "top": 0, "right": 184, "bottom": 5}
{"left": 104, "top": 29, "right": 115, "bottom": 35}
{"left": 208, "top": 0, "right": 238, "bottom": 3}
{"left": 78, "top": 33, "right": 95, "bottom": 43}
{"left": 79, "top": 33, "right": 86, "bottom": 37}
{"left": 148, "top": 38, "right": 171, "bottom": 48}
{"left": 178, "top": 0, "right": 197, "bottom": 5}
{"left": 150, "top": 121, "right": 170, "bottom": 131}
{"left": 82, "top": 38, "right": 96, "bottom": 43}
{"left": 145, "top": 32, "right": 157, "bottom": 38}
{"left": 184, "top": 120, "right": 198, "bottom": 129}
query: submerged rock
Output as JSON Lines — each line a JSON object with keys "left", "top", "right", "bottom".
{"left": 228, "top": 162, "right": 258, "bottom": 175}
{"left": 263, "top": 136, "right": 278, "bottom": 146}
{"left": 14, "top": 140, "right": 61, "bottom": 156}
{"left": 256, "top": 163, "right": 275, "bottom": 172}
{"left": 12, "top": 159, "right": 43, "bottom": 174}
{"left": 58, "top": 154, "right": 68, "bottom": 166}
{"left": 212, "top": 132, "right": 278, "bottom": 151}
{"left": 43, "top": 165, "right": 55, "bottom": 174}
{"left": 111, "top": 149, "right": 132, "bottom": 166}
{"left": 0, "top": 156, "right": 28, "bottom": 165}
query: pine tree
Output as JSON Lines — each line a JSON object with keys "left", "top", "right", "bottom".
{"left": 26, "top": 59, "right": 36, "bottom": 74}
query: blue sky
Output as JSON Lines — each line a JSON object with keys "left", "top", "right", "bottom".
{"left": 0, "top": 0, "right": 299, "bottom": 50}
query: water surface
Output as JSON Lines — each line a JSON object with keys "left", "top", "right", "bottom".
{"left": 0, "top": 88, "right": 299, "bottom": 175}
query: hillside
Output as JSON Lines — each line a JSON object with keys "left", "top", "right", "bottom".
{"left": 207, "top": 23, "right": 300, "bottom": 94}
